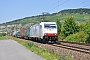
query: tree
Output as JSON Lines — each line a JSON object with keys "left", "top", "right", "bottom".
{"left": 62, "top": 17, "right": 79, "bottom": 37}
{"left": 84, "top": 20, "right": 90, "bottom": 35}
{"left": 56, "top": 19, "right": 61, "bottom": 35}
{"left": 83, "top": 20, "right": 90, "bottom": 44}
{"left": 79, "top": 23, "right": 84, "bottom": 31}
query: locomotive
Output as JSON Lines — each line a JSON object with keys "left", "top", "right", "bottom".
{"left": 30, "top": 22, "right": 58, "bottom": 43}
{"left": 13, "top": 22, "right": 58, "bottom": 43}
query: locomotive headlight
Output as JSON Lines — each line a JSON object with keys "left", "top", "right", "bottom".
{"left": 44, "top": 33, "right": 48, "bottom": 36}
{"left": 55, "top": 33, "right": 57, "bottom": 36}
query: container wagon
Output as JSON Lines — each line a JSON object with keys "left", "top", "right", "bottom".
{"left": 20, "top": 28, "right": 28, "bottom": 38}
{"left": 24, "top": 28, "right": 30, "bottom": 39}
{"left": 16, "top": 31, "right": 20, "bottom": 38}
{"left": 13, "top": 31, "right": 17, "bottom": 37}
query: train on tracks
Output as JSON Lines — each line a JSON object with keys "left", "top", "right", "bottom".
{"left": 13, "top": 22, "right": 58, "bottom": 43}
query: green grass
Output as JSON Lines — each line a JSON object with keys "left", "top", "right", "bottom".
{"left": 9, "top": 36, "right": 73, "bottom": 60}
{"left": 0, "top": 36, "right": 8, "bottom": 40}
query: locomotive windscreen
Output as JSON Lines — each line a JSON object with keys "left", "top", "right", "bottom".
{"left": 44, "top": 24, "right": 56, "bottom": 28}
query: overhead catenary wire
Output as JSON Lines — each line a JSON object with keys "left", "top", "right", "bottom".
{"left": 47, "top": 0, "right": 90, "bottom": 13}
{"left": 81, "top": 0, "right": 90, "bottom": 7}
{"left": 48, "top": 0, "right": 60, "bottom": 10}
{"left": 75, "top": 0, "right": 89, "bottom": 8}
{"left": 84, "top": 4, "right": 90, "bottom": 7}
{"left": 40, "top": 0, "right": 71, "bottom": 22}
{"left": 48, "top": 0, "right": 70, "bottom": 12}
{"left": 41, "top": 0, "right": 90, "bottom": 21}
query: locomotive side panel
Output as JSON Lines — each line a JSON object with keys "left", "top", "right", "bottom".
{"left": 30, "top": 24, "right": 40, "bottom": 38}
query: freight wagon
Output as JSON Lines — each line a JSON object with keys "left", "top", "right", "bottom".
{"left": 24, "top": 28, "right": 30, "bottom": 39}
{"left": 13, "top": 31, "right": 20, "bottom": 37}
{"left": 13, "top": 31, "right": 17, "bottom": 37}
{"left": 20, "top": 28, "right": 28, "bottom": 38}
{"left": 16, "top": 31, "right": 20, "bottom": 38}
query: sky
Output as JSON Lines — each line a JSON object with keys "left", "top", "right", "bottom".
{"left": 0, "top": 0, "right": 90, "bottom": 24}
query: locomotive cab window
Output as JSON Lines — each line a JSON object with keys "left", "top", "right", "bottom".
{"left": 44, "top": 24, "right": 56, "bottom": 28}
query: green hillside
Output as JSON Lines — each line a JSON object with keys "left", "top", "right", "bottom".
{"left": 0, "top": 8, "right": 90, "bottom": 43}
{"left": 1, "top": 8, "right": 90, "bottom": 26}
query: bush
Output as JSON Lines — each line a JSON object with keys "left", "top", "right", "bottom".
{"left": 61, "top": 17, "right": 79, "bottom": 37}
{"left": 2, "top": 33, "right": 6, "bottom": 36}
{"left": 83, "top": 20, "right": 90, "bottom": 44}
{"left": 0, "top": 34, "right": 2, "bottom": 37}
{"left": 0, "top": 33, "right": 6, "bottom": 37}
{"left": 85, "top": 35, "right": 90, "bottom": 44}
{"left": 64, "top": 31, "right": 89, "bottom": 43}
{"left": 58, "top": 34, "right": 65, "bottom": 40}
{"left": 56, "top": 19, "right": 61, "bottom": 35}
{"left": 79, "top": 23, "right": 85, "bottom": 31}
{"left": 83, "top": 20, "right": 90, "bottom": 35}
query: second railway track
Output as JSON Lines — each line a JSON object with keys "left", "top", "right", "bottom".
{"left": 51, "top": 41, "right": 90, "bottom": 54}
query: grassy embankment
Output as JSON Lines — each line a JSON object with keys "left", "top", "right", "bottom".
{"left": 0, "top": 36, "right": 73, "bottom": 60}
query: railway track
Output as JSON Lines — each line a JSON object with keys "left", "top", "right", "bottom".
{"left": 21, "top": 38, "right": 90, "bottom": 54}
{"left": 18, "top": 38, "right": 90, "bottom": 54}
{"left": 50, "top": 41, "right": 90, "bottom": 54}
